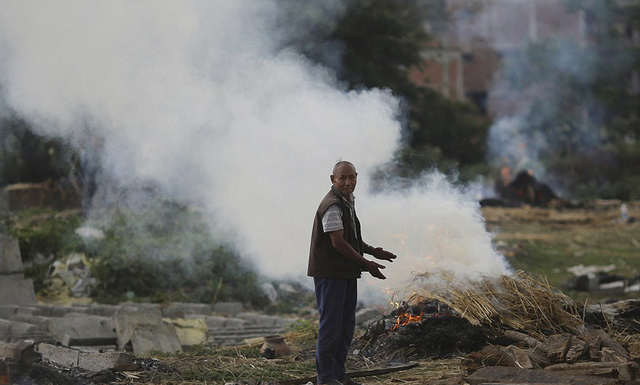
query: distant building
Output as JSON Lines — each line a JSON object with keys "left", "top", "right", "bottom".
{"left": 412, "top": 0, "right": 640, "bottom": 115}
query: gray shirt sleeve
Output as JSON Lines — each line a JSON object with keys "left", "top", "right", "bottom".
{"left": 322, "top": 204, "right": 343, "bottom": 233}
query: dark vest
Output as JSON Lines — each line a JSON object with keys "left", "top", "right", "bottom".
{"left": 307, "top": 186, "right": 364, "bottom": 279}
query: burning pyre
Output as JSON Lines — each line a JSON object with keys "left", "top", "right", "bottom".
{"left": 357, "top": 299, "right": 488, "bottom": 361}
{"left": 357, "top": 270, "right": 585, "bottom": 362}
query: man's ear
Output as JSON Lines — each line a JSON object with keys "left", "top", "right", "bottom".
{"left": 330, "top": 175, "right": 335, "bottom": 183}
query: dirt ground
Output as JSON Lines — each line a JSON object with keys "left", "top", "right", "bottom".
{"left": 17, "top": 201, "right": 640, "bottom": 384}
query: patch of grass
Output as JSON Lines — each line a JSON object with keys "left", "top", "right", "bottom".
{"left": 484, "top": 203, "right": 640, "bottom": 302}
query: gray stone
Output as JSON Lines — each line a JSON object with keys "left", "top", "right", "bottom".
{"left": 0, "top": 319, "right": 11, "bottom": 338}
{"left": 39, "top": 343, "right": 135, "bottom": 372}
{"left": 113, "top": 308, "right": 182, "bottom": 355}
{"left": 85, "top": 304, "right": 121, "bottom": 317}
{"left": 275, "top": 317, "right": 298, "bottom": 328}
{"left": 213, "top": 301, "right": 243, "bottom": 316}
{"left": 0, "top": 275, "right": 37, "bottom": 305}
{"left": 48, "top": 314, "right": 116, "bottom": 346}
{"left": 0, "top": 318, "right": 37, "bottom": 341}
{"left": 50, "top": 306, "right": 76, "bottom": 317}
{"left": 235, "top": 312, "right": 260, "bottom": 324}
{"left": 120, "top": 302, "right": 161, "bottom": 312}
{"left": 254, "top": 315, "right": 279, "bottom": 327}
{"left": 223, "top": 317, "right": 248, "bottom": 329}
{"left": 34, "top": 305, "right": 54, "bottom": 317}
{"left": 0, "top": 305, "right": 19, "bottom": 319}
{"left": 38, "top": 343, "right": 79, "bottom": 367}
{"left": 14, "top": 306, "right": 41, "bottom": 317}
{"left": 10, "top": 315, "right": 50, "bottom": 331}
{"left": 186, "top": 315, "right": 226, "bottom": 328}
{"left": 161, "top": 302, "right": 212, "bottom": 318}
{"left": 77, "top": 350, "right": 136, "bottom": 372}
{"left": 0, "top": 234, "right": 23, "bottom": 274}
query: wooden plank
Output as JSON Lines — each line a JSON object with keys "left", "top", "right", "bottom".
{"left": 465, "top": 366, "right": 620, "bottom": 385}
{"left": 546, "top": 361, "right": 636, "bottom": 382}
{"left": 277, "top": 362, "right": 420, "bottom": 385}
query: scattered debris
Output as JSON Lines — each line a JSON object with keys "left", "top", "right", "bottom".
{"left": 564, "top": 264, "right": 640, "bottom": 295}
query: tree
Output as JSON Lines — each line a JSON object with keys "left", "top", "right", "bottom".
{"left": 492, "top": 0, "right": 640, "bottom": 199}
{"left": 0, "top": 116, "right": 74, "bottom": 186}
{"left": 278, "top": 0, "right": 490, "bottom": 178}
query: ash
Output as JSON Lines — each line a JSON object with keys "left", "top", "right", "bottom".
{"left": 356, "top": 305, "right": 489, "bottom": 360}
{"left": 6, "top": 357, "right": 117, "bottom": 385}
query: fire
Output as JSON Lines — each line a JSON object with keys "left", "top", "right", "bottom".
{"left": 392, "top": 309, "right": 423, "bottom": 330}
{"left": 500, "top": 166, "right": 511, "bottom": 186}
{"left": 389, "top": 300, "right": 453, "bottom": 331}
{"left": 391, "top": 301, "right": 424, "bottom": 331}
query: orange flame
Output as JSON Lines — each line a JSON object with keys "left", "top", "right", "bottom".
{"left": 391, "top": 309, "right": 424, "bottom": 331}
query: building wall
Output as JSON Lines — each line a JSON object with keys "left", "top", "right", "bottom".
{"left": 413, "top": 0, "right": 639, "bottom": 114}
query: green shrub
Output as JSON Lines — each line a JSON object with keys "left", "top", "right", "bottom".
{"left": 85, "top": 200, "right": 267, "bottom": 307}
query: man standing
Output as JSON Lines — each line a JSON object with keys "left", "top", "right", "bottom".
{"left": 308, "top": 160, "right": 397, "bottom": 385}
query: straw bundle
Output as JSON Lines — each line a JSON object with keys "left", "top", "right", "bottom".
{"left": 407, "top": 270, "right": 584, "bottom": 339}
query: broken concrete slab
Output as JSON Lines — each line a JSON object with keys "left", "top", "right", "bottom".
{"left": 0, "top": 275, "right": 37, "bottom": 305}
{"left": 37, "top": 343, "right": 79, "bottom": 368}
{"left": 165, "top": 318, "right": 208, "bottom": 347}
{"left": 48, "top": 314, "right": 116, "bottom": 347}
{"left": 113, "top": 308, "right": 182, "bottom": 355}
{"left": 38, "top": 343, "right": 134, "bottom": 372}
{"left": 77, "top": 349, "right": 137, "bottom": 372}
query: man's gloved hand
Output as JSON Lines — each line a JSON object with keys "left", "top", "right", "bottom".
{"left": 370, "top": 247, "right": 397, "bottom": 262}
{"left": 365, "top": 260, "right": 386, "bottom": 279}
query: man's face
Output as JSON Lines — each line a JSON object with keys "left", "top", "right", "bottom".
{"left": 331, "top": 163, "right": 357, "bottom": 199}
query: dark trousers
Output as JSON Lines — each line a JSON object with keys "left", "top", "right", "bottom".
{"left": 314, "top": 277, "right": 357, "bottom": 384}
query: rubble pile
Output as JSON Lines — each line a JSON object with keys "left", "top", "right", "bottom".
{"left": 0, "top": 233, "right": 301, "bottom": 383}
{"left": 360, "top": 270, "right": 640, "bottom": 384}
{"left": 564, "top": 264, "right": 640, "bottom": 296}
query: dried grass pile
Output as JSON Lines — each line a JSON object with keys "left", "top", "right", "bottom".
{"left": 406, "top": 270, "right": 585, "bottom": 339}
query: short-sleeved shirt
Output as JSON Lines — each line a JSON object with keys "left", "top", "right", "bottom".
{"left": 322, "top": 204, "right": 343, "bottom": 232}
{"left": 321, "top": 195, "right": 356, "bottom": 233}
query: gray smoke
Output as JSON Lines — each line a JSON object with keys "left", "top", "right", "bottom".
{"left": 445, "top": 0, "right": 623, "bottom": 189}
{"left": 0, "top": 0, "right": 509, "bottom": 304}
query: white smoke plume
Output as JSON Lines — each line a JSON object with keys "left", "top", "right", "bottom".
{"left": 0, "top": 1, "right": 509, "bottom": 304}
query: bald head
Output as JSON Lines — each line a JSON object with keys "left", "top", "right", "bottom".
{"left": 332, "top": 160, "right": 356, "bottom": 175}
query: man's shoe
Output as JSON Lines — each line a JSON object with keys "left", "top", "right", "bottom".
{"left": 341, "top": 377, "right": 362, "bottom": 385}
